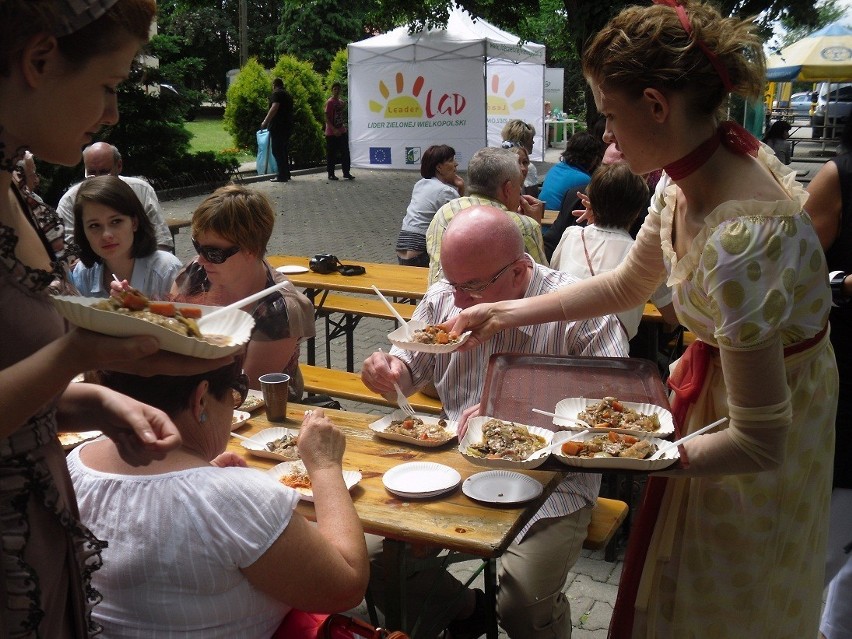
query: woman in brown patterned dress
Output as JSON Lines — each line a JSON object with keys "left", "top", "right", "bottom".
{"left": 0, "top": 2, "right": 227, "bottom": 636}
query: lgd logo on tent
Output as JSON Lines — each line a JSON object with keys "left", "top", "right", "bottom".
{"left": 368, "top": 72, "right": 467, "bottom": 119}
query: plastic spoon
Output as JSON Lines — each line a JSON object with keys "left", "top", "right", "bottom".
{"left": 371, "top": 285, "right": 411, "bottom": 338}
{"left": 531, "top": 408, "right": 592, "bottom": 430}
{"left": 649, "top": 417, "right": 728, "bottom": 460}
{"left": 230, "top": 431, "right": 255, "bottom": 443}
{"left": 197, "top": 280, "right": 290, "bottom": 327}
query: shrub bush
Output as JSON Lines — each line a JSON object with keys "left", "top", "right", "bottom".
{"left": 223, "top": 58, "right": 270, "bottom": 154}
{"left": 326, "top": 49, "right": 348, "bottom": 95}
{"left": 224, "top": 56, "right": 327, "bottom": 168}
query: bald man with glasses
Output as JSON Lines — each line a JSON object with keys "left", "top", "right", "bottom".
{"left": 361, "top": 206, "right": 627, "bottom": 639}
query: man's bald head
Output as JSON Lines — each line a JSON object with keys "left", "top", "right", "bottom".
{"left": 440, "top": 206, "right": 530, "bottom": 306}
{"left": 444, "top": 206, "right": 524, "bottom": 258}
{"left": 83, "top": 142, "right": 122, "bottom": 177}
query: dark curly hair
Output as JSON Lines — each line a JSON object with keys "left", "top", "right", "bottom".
{"left": 562, "top": 131, "right": 605, "bottom": 174}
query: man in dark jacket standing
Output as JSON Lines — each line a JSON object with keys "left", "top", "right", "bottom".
{"left": 261, "top": 77, "right": 294, "bottom": 182}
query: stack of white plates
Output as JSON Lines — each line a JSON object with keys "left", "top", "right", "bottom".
{"left": 382, "top": 462, "right": 461, "bottom": 498}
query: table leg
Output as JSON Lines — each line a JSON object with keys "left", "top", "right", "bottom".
{"left": 484, "top": 559, "right": 499, "bottom": 639}
{"left": 383, "top": 539, "right": 408, "bottom": 633}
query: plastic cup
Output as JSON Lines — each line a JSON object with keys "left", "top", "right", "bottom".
{"left": 259, "top": 373, "right": 290, "bottom": 422}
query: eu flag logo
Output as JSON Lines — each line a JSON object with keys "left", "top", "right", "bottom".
{"left": 369, "top": 147, "right": 392, "bottom": 164}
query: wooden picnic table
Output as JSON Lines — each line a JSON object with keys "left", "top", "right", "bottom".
{"left": 267, "top": 255, "right": 428, "bottom": 367}
{"left": 164, "top": 215, "right": 192, "bottom": 248}
{"left": 230, "top": 404, "right": 561, "bottom": 638}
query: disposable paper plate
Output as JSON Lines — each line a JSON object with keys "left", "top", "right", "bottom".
{"left": 276, "top": 265, "right": 310, "bottom": 275}
{"left": 239, "top": 427, "right": 301, "bottom": 461}
{"left": 238, "top": 390, "right": 265, "bottom": 412}
{"left": 369, "top": 410, "right": 457, "bottom": 447}
{"left": 231, "top": 410, "right": 251, "bottom": 429}
{"left": 462, "top": 471, "right": 543, "bottom": 505}
{"left": 388, "top": 320, "right": 471, "bottom": 354}
{"left": 58, "top": 431, "right": 102, "bottom": 451}
{"left": 268, "top": 461, "right": 361, "bottom": 502}
{"left": 51, "top": 296, "right": 254, "bottom": 359}
{"left": 551, "top": 431, "right": 678, "bottom": 471}
{"left": 459, "top": 416, "right": 553, "bottom": 470}
{"left": 553, "top": 398, "right": 674, "bottom": 437}
{"left": 382, "top": 462, "right": 461, "bottom": 498}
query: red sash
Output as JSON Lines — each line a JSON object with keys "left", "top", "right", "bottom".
{"left": 608, "top": 326, "right": 827, "bottom": 637}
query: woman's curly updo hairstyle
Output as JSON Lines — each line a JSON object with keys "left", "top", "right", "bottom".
{"left": 582, "top": 1, "right": 765, "bottom": 118}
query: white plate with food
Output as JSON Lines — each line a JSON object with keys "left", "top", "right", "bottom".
{"left": 58, "top": 431, "right": 102, "bottom": 451}
{"left": 238, "top": 390, "right": 265, "bottom": 413}
{"left": 459, "top": 417, "right": 553, "bottom": 470}
{"left": 231, "top": 410, "right": 251, "bottom": 429}
{"left": 551, "top": 430, "right": 678, "bottom": 471}
{"left": 238, "top": 427, "right": 301, "bottom": 461}
{"left": 51, "top": 295, "right": 254, "bottom": 359}
{"left": 276, "top": 265, "right": 310, "bottom": 275}
{"left": 388, "top": 320, "right": 471, "bottom": 354}
{"left": 382, "top": 462, "right": 462, "bottom": 498}
{"left": 268, "top": 461, "right": 362, "bottom": 502}
{"left": 369, "top": 410, "right": 457, "bottom": 447}
{"left": 553, "top": 397, "right": 674, "bottom": 437}
{"left": 462, "top": 471, "right": 544, "bottom": 505}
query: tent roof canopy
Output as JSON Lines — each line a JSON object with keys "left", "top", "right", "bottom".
{"left": 766, "top": 21, "right": 852, "bottom": 82}
{"left": 348, "top": 6, "right": 545, "bottom": 65}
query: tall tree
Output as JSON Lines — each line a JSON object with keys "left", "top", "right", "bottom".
{"left": 276, "top": 0, "right": 378, "bottom": 74}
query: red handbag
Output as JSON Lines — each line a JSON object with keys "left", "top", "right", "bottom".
{"left": 272, "top": 610, "right": 409, "bottom": 639}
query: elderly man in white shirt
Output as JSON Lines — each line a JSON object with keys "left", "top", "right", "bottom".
{"left": 57, "top": 142, "right": 173, "bottom": 256}
{"left": 362, "top": 206, "right": 627, "bottom": 639}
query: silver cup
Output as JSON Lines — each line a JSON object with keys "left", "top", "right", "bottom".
{"left": 259, "top": 373, "right": 290, "bottom": 422}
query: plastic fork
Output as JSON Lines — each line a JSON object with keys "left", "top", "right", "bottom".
{"left": 377, "top": 348, "right": 416, "bottom": 416}
{"left": 649, "top": 417, "right": 728, "bottom": 460}
{"left": 393, "top": 381, "right": 416, "bottom": 416}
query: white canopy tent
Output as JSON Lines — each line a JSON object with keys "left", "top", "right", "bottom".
{"left": 347, "top": 7, "right": 546, "bottom": 170}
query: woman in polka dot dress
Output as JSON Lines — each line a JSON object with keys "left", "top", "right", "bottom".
{"left": 448, "top": 1, "right": 837, "bottom": 637}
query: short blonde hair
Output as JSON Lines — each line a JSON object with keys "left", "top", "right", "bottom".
{"left": 582, "top": 0, "right": 765, "bottom": 117}
{"left": 501, "top": 120, "right": 536, "bottom": 152}
{"left": 191, "top": 184, "right": 274, "bottom": 257}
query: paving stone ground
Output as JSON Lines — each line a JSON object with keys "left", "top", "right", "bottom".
{"left": 161, "top": 139, "right": 828, "bottom": 638}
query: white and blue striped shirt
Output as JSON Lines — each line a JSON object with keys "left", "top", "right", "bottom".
{"left": 391, "top": 258, "right": 628, "bottom": 541}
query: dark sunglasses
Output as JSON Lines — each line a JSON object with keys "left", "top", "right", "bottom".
{"left": 192, "top": 238, "right": 241, "bottom": 264}
{"left": 230, "top": 372, "right": 249, "bottom": 409}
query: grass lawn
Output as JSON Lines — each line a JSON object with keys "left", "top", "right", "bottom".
{"left": 184, "top": 116, "right": 254, "bottom": 164}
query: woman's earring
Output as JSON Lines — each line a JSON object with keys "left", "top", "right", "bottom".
{"left": 200, "top": 412, "right": 208, "bottom": 423}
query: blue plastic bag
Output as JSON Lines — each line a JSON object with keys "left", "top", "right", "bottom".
{"left": 256, "top": 129, "right": 278, "bottom": 175}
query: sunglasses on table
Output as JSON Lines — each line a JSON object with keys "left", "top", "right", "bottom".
{"left": 192, "top": 238, "right": 241, "bottom": 264}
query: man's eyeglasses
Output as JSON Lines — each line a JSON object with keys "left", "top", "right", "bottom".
{"left": 230, "top": 372, "right": 249, "bottom": 409}
{"left": 84, "top": 168, "right": 113, "bottom": 178}
{"left": 192, "top": 238, "right": 241, "bottom": 264}
{"left": 443, "top": 256, "right": 523, "bottom": 298}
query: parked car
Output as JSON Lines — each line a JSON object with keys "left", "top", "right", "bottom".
{"left": 811, "top": 83, "right": 852, "bottom": 138}
{"left": 773, "top": 91, "right": 814, "bottom": 119}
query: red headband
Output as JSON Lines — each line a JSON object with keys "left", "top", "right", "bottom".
{"left": 652, "top": 0, "right": 734, "bottom": 93}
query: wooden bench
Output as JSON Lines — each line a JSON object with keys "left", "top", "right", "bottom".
{"left": 316, "top": 294, "right": 416, "bottom": 372}
{"left": 300, "top": 363, "right": 443, "bottom": 414}
{"left": 584, "top": 497, "right": 630, "bottom": 561}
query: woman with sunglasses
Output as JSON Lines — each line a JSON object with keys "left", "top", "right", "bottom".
{"left": 72, "top": 175, "right": 181, "bottom": 299}
{"left": 68, "top": 366, "right": 368, "bottom": 638}
{"left": 170, "top": 184, "right": 315, "bottom": 396}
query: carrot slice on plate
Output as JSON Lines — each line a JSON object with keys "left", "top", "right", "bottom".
{"left": 148, "top": 302, "right": 176, "bottom": 317}
{"left": 179, "top": 307, "right": 202, "bottom": 319}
